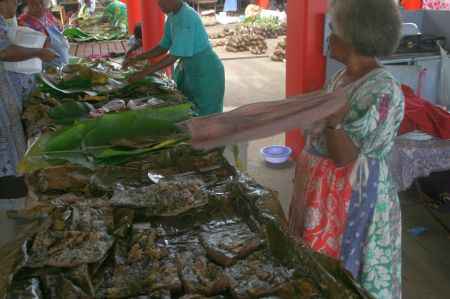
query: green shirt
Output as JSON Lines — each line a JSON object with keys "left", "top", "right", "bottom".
{"left": 159, "top": 3, "right": 210, "bottom": 57}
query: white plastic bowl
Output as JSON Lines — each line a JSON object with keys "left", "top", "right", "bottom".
{"left": 260, "top": 145, "right": 292, "bottom": 164}
{"left": 4, "top": 27, "right": 46, "bottom": 74}
{"left": 7, "top": 26, "right": 46, "bottom": 48}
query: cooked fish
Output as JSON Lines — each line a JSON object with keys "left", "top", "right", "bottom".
{"left": 199, "top": 219, "right": 262, "bottom": 267}
{"left": 179, "top": 255, "right": 229, "bottom": 296}
{"left": 6, "top": 278, "right": 43, "bottom": 299}
{"left": 26, "top": 203, "right": 114, "bottom": 268}
{"left": 110, "top": 179, "right": 209, "bottom": 217}
{"left": 225, "top": 250, "right": 296, "bottom": 299}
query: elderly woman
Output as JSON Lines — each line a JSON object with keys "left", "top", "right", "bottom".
{"left": 123, "top": 0, "right": 224, "bottom": 116}
{"left": 288, "top": 0, "right": 404, "bottom": 298}
{"left": 0, "top": 0, "right": 57, "bottom": 205}
{"left": 18, "top": 0, "right": 68, "bottom": 68}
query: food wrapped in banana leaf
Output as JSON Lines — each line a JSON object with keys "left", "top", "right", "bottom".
{"left": 25, "top": 146, "right": 228, "bottom": 201}
{"left": 1, "top": 172, "right": 373, "bottom": 299}
{"left": 110, "top": 178, "right": 210, "bottom": 217}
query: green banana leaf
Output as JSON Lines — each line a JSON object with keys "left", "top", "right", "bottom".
{"left": 47, "top": 101, "right": 93, "bottom": 122}
{"left": 18, "top": 103, "right": 192, "bottom": 173}
{"left": 64, "top": 25, "right": 126, "bottom": 42}
{"left": 83, "top": 103, "right": 191, "bottom": 146}
{"left": 96, "top": 137, "right": 187, "bottom": 165}
{"left": 63, "top": 27, "right": 90, "bottom": 38}
{"left": 39, "top": 74, "right": 97, "bottom": 96}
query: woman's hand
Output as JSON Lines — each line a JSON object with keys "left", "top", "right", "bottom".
{"left": 38, "top": 49, "right": 59, "bottom": 62}
{"left": 123, "top": 56, "right": 139, "bottom": 69}
{"left": 128, "top": 69, "right": 150, "bottom": 84}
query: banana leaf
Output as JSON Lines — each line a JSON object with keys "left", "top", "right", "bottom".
{"left": 18, "top": 103, "right": 192, "bottom": 173}
{"left": 96, "top": 137, "right": 187, "bottom": 165}
{"left": 46, "top": 102, "right": 93, "bottom": 123}
{"left": 39, "top": 74, "right": 97, "bottom": 96}
{"left": 63, "top": 27, "right": 90, "bottom": 38}
{"left": 83, "top": 103, "right": 191, "bottom": 146}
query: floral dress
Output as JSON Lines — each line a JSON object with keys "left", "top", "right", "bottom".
{"left": 422, "top": 0, "right": 450, "bottom": 10}
{"left": 0, "top": 16, "right": 36, "bottom": 198}
{"left": 289, "top": 68, "right": 404, "bottom": 299}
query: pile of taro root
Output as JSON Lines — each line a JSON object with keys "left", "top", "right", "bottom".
{"left": 209, "top": 22, "right": 287, "bottom": 56}
{"left": 271, "top": 38, "right": 286, "bottom": 62}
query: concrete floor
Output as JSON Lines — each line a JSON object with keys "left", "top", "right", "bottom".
{"left": 1, "top": 27, "right": 450, "bottom": 298}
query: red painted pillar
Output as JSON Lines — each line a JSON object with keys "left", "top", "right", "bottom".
{"left": 258, "top": 0, "right": 270, "bottom": 9}
{"left": 401, "top": 0, "right": 422, "bottom": 10}
{"left": 285, "top": 0, "right": 328, "bottom": 159}
{"left": 126, "top": 0, "right": 141, "bottom": 35}
{"left": 140, "top": 0, "right": 165, "bottom": 62}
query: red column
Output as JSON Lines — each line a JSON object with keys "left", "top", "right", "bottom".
{"left": 285, "top": 0, "right": 328, "bottom": 159}
{"left": 126, "top": 0, "right": 141, "bottom": 35}
{"left": 401, "top": 0, "right": 422, "bottom": 10}
{"left": 258, "top": 0, "right": 270, "bottom": 9}
{"left": 140, "top": 0, "right": 165, "bottom": 62}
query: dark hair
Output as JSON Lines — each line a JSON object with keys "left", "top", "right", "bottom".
{"left": 16, "top": 3, "right": 26, "bottom": 15}
{"left": 134, "top": 22, "right": 142, "bottom": 39}
{"left": 329, "top": 0, "right": 401, "bottom": 57}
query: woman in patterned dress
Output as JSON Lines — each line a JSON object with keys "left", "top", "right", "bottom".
{"left": 289, "top": 0, "right": 404, "bottom": 298}
{"left": 0, "top": 0, "right": 57, "bottom": 205}
{"left": 103, "top": 0, "right": 127, "bottom": 28}
{"left": 18, "top": 0, "right": 69, "bottom": 68}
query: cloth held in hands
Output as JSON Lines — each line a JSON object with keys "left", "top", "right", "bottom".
{"left": 178, "top": 90, "right": 347, "bottom": 149}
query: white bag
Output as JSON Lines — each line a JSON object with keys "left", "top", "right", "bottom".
{"left": 437, "top": 45, "right": 450, "bottom": 107}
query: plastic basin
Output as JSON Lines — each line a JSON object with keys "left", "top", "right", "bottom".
{"left": 4, "top": 27, "right": 46, "bottom": 74}
{"left": 260, "top": 145, "right": 292, "bottom": 164}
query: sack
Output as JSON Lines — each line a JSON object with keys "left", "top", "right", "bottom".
{"left": 437, "top": 45, "right": 450, "bottom": 107}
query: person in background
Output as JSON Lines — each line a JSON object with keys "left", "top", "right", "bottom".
{"left": 124, "top": 22, "right": 142, "bottom": 59}
{"left": 18, "top": 0, "right": 69, "bottom": 68}
{"left": 77, "top": 0, "right": 95, "bottom": 16}
{"left": 0, "top": 0, "right": 57, "bottom": 208}
{"left": 123, "top": 0, "right": 225, "bottom": 116}
{"left": 88, "top": 0, "right": 95, "bottom": 15}
{"left": 77, "top": 0, "right": 90, "bottom": 17}
{"left": 103, "top": 0, "right": 127, "bottom": 28}
{"left": 223, "top": 0, "right": 237, "bottom": 16}
{"left": 289, "top": 0, "right": 404, "bottom": 298}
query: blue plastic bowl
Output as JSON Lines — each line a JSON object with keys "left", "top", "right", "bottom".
{"left": 260, "top": 145, "right": 292, "bottom": 164}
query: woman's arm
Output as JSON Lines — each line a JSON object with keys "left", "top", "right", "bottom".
{"left": 0, "top": 45, "right": 58, "bottom": 62}
{"left": 326, "top": 128, "right": 359, "bottom": 167}
{"left": 325, "top": 107, "right": 359, "bottom": 167}
{"left": 128, "top": 54, "right": 179, "bottom": 83}
{"left": 123, "top": 45, "right": 169, "bottom": 68}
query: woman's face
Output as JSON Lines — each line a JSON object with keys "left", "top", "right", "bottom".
{"left": 3, "top": 0, "right": 19, "bottom": 19}
{"left": 327, "top": 23, "right": 352, "bottom": 63}
{"left": 158, "top": 0, "right": 178, "bottom": 14}
{"left": 27, "top": 0, "right": 47, "bottom": 18}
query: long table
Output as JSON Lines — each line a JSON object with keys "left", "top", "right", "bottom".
{"left": 68, "top": 40, "right": 129, "bottom": 58}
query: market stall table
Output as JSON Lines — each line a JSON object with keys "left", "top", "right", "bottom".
{"left": 68, "top": 40, "right": 129, "bottom": 57}
{"left": 388, "top": 137, "right": 450, "bottom": 192}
